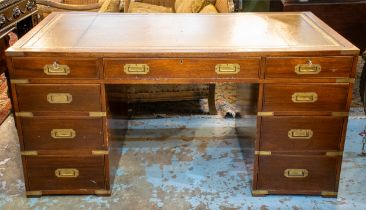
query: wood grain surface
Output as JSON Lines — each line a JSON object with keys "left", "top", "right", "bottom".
{"left": 256, "top": 154, "right": 340, "bottom": 194}
{"left": 265, "top": 56, "right": 354, "bottom": 79}
{"left": 262, "top": 84, "right": 349, "bottom": 112}
{"left": 20, "top": 117, "right": 105, "bottom": 151}
{"left": 259, "top": 116, "right": 345, "bottom": 152}
{"left": 104, "top": 58, "right": 260, "bottom": 79}
{"left": 12, "top": 57, "right": 100, "bottom": 79}
{"left": 15, "top": 84, "right": 102, "bottom": 112}
{"left": 25, "top": 155, "right": 107, "bottom": 191}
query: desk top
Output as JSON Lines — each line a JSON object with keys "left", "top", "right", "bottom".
{"left": 6, "top": 12, "right": 359, "bottom": 57}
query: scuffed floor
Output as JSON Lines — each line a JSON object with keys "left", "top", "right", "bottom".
{"left": 0, "top": 115, "right": 366, "bottom": 210}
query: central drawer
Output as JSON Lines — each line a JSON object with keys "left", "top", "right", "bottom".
{"left": 20, "top": 117, "right": 105, "bottom": 151}
{"left": 104, "top": 58, "right": 260, "bottom": 79}
{"left": 15, "top": 84, "right": 102, "bottom": 112}
{"left": 25, "top": 155, "right": 107, "bottom": 192}
{"left": 262, "top": 84, "right": 349, "bottom": 112}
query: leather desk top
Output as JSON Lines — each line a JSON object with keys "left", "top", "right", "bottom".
{"left": 5, "top": 12, "right": 359, "bottom": 57}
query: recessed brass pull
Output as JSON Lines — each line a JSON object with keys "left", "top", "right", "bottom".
{"left": 295, "top": 60, "right": 321, "bottom": 75}
{"left": 292, "top": 92, "right": 318, "bottom": 103}
{"left": 51, "top": 129, "right": 76, "bottom": 139}
{"left": 47, "top": 93, "right": 72, "bottom": 104}
{"left": 44, "top": 62, "right": 70, "bottom": 76}
{"left": 284, "top": 169, "right": 308, "bottom": 178}
{"left": 55, "top": 168, "right": 79, "bottom": 178}
{"left": 288, "top": 129, "right": 313, "bottom": 139}
{"left": 124, "top": 64, "right": 149, "bottom": 74}
{"left": 215, "top": 64, "right": 240, "bottom": 74}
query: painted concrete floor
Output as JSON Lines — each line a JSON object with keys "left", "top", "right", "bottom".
{"left": 0, "top": 115, "right": 366, "bottom": 210}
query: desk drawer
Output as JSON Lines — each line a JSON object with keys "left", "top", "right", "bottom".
{"left": 16, "top": 84, "right": 102, "bottom": 112}
{"left": 265, "top": 56, "right": 353, "bottom": 78}
{"left": 260, "top": 116, "right": 345, "bottom": 152}
{"left": 25, "top": 155, "right": 107, "bottom": 192}
{"left": 256, "top": 155, "right": 340, "bottom": 194}
{"left": 262, "top": 84, "right": 349, "bottom": 112}
{"left": 104, "top": 58, "right": 260, "bottom": 79}
{"left": 12, "top": 58, "right": 99, "bottom": 79}
{"left": 20, "top": 118, "right": 105, "bottom": 151}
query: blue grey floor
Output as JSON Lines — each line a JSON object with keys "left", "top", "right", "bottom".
{"left": 0, "top": 115, "right": 366, "bottom": 210}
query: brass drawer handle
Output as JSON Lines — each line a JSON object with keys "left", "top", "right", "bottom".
{"left": 215, "top": 64, "right": 240, "bottom": 74}
{"left": 284, "top": 169, "right": 308, "bottom": 178}
{"left": 291, "top": 92, "right": 318, "bottom": 103}
{"left": 51, "top": 129, "right": 76, "bottom": 139}
{"left": 124, "top": 64, "right": 149, "bottom": 74}
{"left": 47, "top": 93, "right": 72, "bottom": 104}
{"left": 44, "top": 62, "right": 70, "bottom": 76}
{"left": 288, "top": 129, "right": 313, "bottom": 139}
{"left": 55, "top": 168, "right": 79, "bottom": 178}
{"left": 295, "top": 60, "right": 321, "bottom": 75}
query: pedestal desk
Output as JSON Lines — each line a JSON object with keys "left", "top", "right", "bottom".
{"left": 5, "top": 12, "right": 359, "bottom": 197}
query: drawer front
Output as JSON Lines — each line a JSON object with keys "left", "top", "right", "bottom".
{"left": 265, "top": 56, "right": 353, "bottom": 78}
{"left": 104, "top": 58, "right": 260, "bottom": 79}
{"left": 21, "top": 118, "right": 104, "bottom": 151}
{"left": 260, "top": 116, "right": 345, "bottom": 151}
{"left": 16, "top": 84, "right": 102, "bottom": 112}
{"left": 262, "top": 84, "right": 349, "bottom": 112}
{"left": 256, "top": 155, "right": 339, "bottom": 192}
{"left": 12, "top": 58, "right": 99, "bottom": 79}
{"left": 25, "top": 156, "right": 107, "bottom": 191}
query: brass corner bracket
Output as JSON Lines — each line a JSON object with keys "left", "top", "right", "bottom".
{"left": 332, "top": 112, "right": 349, "bottom": 117}
{"left": 15, "top": 112, "right": 34, "bottom": 117}
{"left": 92, "top": 150, "right": 109, "bottom": 155}
{"left": 321, "top": 191, "right": 338, "bottom": 196}
{"left": 257, "top": 112, "right": 274, "bottom": 116}
{"left": 21, "top": 151, "right": 38, "bottom": 156}
{"left": 95, "top": 190, "right": 111, "bottom": 195}
{"left": 326, "top": 151, "right": 343, "bottom": 157}
{"left": 10, "top": 79, "right": 29, "bottom": 84}
{"left": 26, "top": 191, "right": 42, "bottom": 196}
{"left": 336, "top": 78, "right": 355, "bottom": 83}
{"left": 255, "top": 151, "right": 271, "bottom": 156}
{"left": 89, "top": 112, "right": 107, "bottom": 117}
{"left": 252, "top": 190, "right": 269, "bottom": 196}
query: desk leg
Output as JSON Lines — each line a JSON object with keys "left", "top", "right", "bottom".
{"left": 360, "top": 51, "right": 366, "bottom": 113}
{"left": 208, "top": 84, "right": 217, "bottom": 115}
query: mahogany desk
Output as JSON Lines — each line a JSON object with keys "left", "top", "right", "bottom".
{"left": 5, "top": 12, "right": 359, "bottom": 197}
